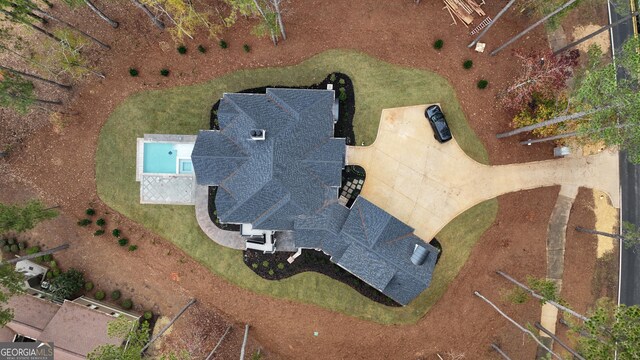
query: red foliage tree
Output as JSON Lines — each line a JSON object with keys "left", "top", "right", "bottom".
{"left": 501, "top": 49, "right": 579, "bottom": 111}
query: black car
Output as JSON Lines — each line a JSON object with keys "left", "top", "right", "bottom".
{"left": 425, "top": 105, "right": 452, "bottom": 143}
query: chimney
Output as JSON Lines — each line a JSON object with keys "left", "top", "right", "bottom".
{"left": 250, "top": 129, "right": 266, "bottom": 141}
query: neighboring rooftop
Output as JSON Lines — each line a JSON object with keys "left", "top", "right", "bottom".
{"left": 192, "top": 89, "right": 345, "bottom": 230}
{"left": 294, "top": 198, "right": 439, "bottom": 305}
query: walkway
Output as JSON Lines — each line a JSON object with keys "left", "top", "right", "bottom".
{"left": 346, "top": 105, "right": 620, "bottom": 243}
{"left": 194, "top": 185, "right": 245, "bottom": 250}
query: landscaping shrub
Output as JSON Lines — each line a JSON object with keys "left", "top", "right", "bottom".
{"left": 268, "top": 269, "right": 274, "bottom": 276}
{"left": 94, "top": 230, "right": 105, "bottom": 236}
{"left": 18, "top": 241, "right": 26, "bottom": 250}
{"left": 143, "top": 311, "right": 153, "bottom": 320}
{"left": 121, "top": 299, "right": 133, "bottom": 310}
{"left": 118, "top": 238, "right": 128, "bottom": 246}
{"left": 2, "top": 245, "right": 10, "bottom": 253}
{"left": 128, "top": 245, "right": 137, "bottom": 251}
{"left": 197, "top": 45, "right": 206, "bottom": 53}
{"left": 262, "top": 260, "right": 269, "bottom": 268}
{"left": 511, "top": 94, "right": 566, "bottom": 138}
{"left": 7, "top": 238, "right": 14, "bottom": 245}
{"left": 433, "top": 39, "right": 444, "bottom": 50}
{"left": 77, "top": 219, "right": 91, "bottom": 226}
{"left": 26, "top": 246, "right": 40, "bottom": 255}
{"left": 477, "top": 79, "right": 488, "bottom": 89}
{"left": 111, "top": 290, "right": 121, "bottom": 300}
{"left": 85, "top": 208, "right": 95, "bottom": 216}
{"left": 46, "top": 272, "right": 53, "bottom": 280}
{"left": 243, "top": 44, "right": 250, "bottom": 53}
{"left": 160, "top": 69, "right": 170, "bottom": 77}
{"left": 85, "top": 281, "right": 94, "bottom": 291}
{"left": 49, "top": 260, "right": 57, "bottom": 268}
{"left": 95, "top": 290, "right": 105, "bottom": 300}
{"left": 277, "top": 263, "right": 285, "bottom": 270}
{"left": 52, "top": 268, "right": 61, "bottom": 277}
{"left": 506, "top": 287, "right": 529, "bottom": 304}
{"left": 10, "top": 244, "right": 18, "bottom": 253}
{"left": 96, "top": 218, "right": 106, "bottom": 226}
{"left": 219, "top": 40, "right": 228, "bottom": 49}
{"left": 129, "top": 68, "right": 139, "bottom": 77}
{"left": 338, "top": 87, "right": 347, "bottom": 102}
{"left": 252, "top": 263, "right": 258, "bottom": 269}
{"left": 329, "top": 73, "right": 336, "bottom": 82}
{"left": 177, "top": 45, "right": 187, "bottom": 54}
{"left": 339, "top": 78, "right": 346, "bottom": 85}
{"left": 50, "top": 268, "right": 84, "bottom": 301}
{"left": 463, "top": 60, "right": 473, "bottom": 69}
{"left": 112, "top": 229, "right": 120, "bottom": 237}
{"left": 42, "top": 254, "right": 52, "bottom": 262}
{"left": 0, "top": 239, "right": 5, "bottom": 247}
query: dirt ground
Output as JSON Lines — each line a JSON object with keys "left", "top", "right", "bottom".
{"left": 0, "top": 0, "right": 613, "bottom": 358}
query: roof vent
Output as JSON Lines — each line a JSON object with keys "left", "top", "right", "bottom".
{"left": 410, "top": 244, "right": 429, "bottom": 266}
{"left": 250, "top": 129, "right": 265, "bottom": 140}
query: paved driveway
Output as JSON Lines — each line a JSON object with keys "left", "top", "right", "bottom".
{"left": 346, "top": 105, "right": 620, "bottom": 242}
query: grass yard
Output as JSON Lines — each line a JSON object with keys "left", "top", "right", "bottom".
{"left": 96, "top": 50, "right": 497, "bottom": 324}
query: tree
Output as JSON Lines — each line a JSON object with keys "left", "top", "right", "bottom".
{"left": 48, "top": 29, "right": 105, "bottom": 79}
{"left": 0, "top": 263, "right": 25, "bottom": 327}
{"left": 467, "top": 0, "right": 517, "bottom": 48}
{"left": 131, "top": 0, "right": 164, "bottom": 30}
{"left": 577, "top": 298, "right": 640, "bottom": 360}
{"left": 49, "top": 268, "right": 84, "bottom": 301}
{"left": 0, "top": 65, "right": 71, "bottom": 89}
{"left": 0, "top": 200, "right": 58, "bottom": 233}
{"left": 0, "top": 72, "right": 36, "bottom": 113}
{"left": 88, "top": 317, "right": 149, "bottom": 360}
{"left": 576, "top": 221, "right": 640, "bottom": 250}
{"left": 141, "top": 0, "right": 221, "bottom": 41}
{"left": 62, "top": 0, "right": 118, "bottom": 28}
{"left": 500, "top": 49, "right": 579, "bottom": 112}
{"left": 225, "top": 0, "right": 281, "bottom": 45}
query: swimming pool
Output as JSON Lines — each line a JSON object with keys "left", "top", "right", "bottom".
{"left": 143, "top": 142, "right": 193, "bottom": 175}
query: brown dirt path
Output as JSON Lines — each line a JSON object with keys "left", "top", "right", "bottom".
{"left": 1, "top": 0, "right": 607, "bottom": 358}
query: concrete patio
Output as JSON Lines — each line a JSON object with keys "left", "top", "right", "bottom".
{"left": 346, "top": 105, "right": 620, "bottom": 243}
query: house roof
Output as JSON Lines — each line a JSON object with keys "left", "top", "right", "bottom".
{"left": 294, "top": 198, "right": 440, "bottom": 305}
{"left": 192, "top": 89, "right": 345, "bottom": 230}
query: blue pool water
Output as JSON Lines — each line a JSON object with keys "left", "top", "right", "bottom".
{"left": 143, "top": 143, "right": 177, "bottom": 174}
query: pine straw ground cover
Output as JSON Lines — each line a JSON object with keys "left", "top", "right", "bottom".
{"left": 96, "top": 50, "right": 497, "bottom": 324}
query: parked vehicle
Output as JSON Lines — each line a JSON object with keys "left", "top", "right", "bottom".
{"left": 425, "top": 105, "right": 452, "bottom": 143}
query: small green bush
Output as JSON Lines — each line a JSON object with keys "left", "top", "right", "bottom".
{"left": 2, "top": 245, "right": 10, "bottom": 253}
{"left": 277, "top": 263, "right": 285, "bottom": 270}
{"left": 95, "top": 290, "right": 106, "bottom": 300}
{"left": 219, "top": 40, "right": 228, "bottom": 49}
{"left": 128, "top": 245, "right": 138, "bottom": 251}
{"left": 477, "top": 79, "right": 489, "bottom": 89}
{"left": 338, "top": 87, "right": 347, "bottom": 102}
{"left": 26, "top": 246, "right": 40, "bottom": 255}
{"left": 143, "top": 311, "right": 153, "bottom": 320}
{"left": 7, "top": 238, "right": 14, "bottom": 245}
{"left": 121, "top": 299, "right": 133, "bottom": 310}
{"left": 78, "top": 219, "right": 92, "bottom": 226}
{"left": 85, "top": 281, "right": 94, "bottom": 291}
{"left": 96, "top": 218, "right": 106, "bottom": 226}
{"left": 329, "top": 73, "right": 336, "bottom": 82}
{"left": 10, "top": 244, "right": 18, "bottom": 253}
{"left": 112, "top": 229, "right": 120, "bottom": 237}
{"left": 46, "top": 271, "right": 53, "bottom": 280}
{"left": 0, "top": 239, "right": 6, "bottom": 247}
{"left": 268, "top": 269, "right": 275, "bottom": 276}
{"left": 42, "top": 254, "right": 52, "bottom": 262}
{"left": 197, "top": 45, "right": 206, "bottom": 53}
{"left": 262, "top": 260, "right": 269, "bottom": 268}
{"left": 18, "top": 242, "right": 26, "bottom": 250}
{"left": 36, "top": 256, "right": 44, "bottom": 263}
{"left": 94, "top": 230, "right": 105, "bottom": 236}
{"left": 243, "top": 44, "right": 250, "bottom": 53}
{"left": 177, "top": 45, "right": 187, "bottom": 54}
{"left": 160, "top": 69, "right": 170, "bottom": 77}
{"left": 463, "top": 60, "right": 473, "bottom": 69}
{"left": 338, "top": 78, "right": 346, "bottom": 85}
{"left": 52, "top": 268, "right": 60, "bottom": 277}
{"left": 111, "top": 290, "right": 121, "bottom": 300}
{"left": 118, "top": 238, "right": 128, "bottom": 246}
{"left": 49, "top": 260, "right": 57, "bottom": 268}
{"left": 129, "top": 68, "right": 139, "bottom": 77}
{"left": 433, "top": 39, "right": 444, "bottom": 50}
{"left": 85, "top": 208, "right": 95, "bottom": 216}
{"left": 252, "top": 263, "right": 258, "bottom": 269}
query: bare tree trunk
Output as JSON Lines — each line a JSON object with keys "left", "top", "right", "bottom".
{"left": 252, "top": 0, "right": 277, "bottom": 45}
{"left": 140, "top": 298, "right": 196, "bottom": 353}
{"left": 41, "top": 0, "right": 53, "bottom": 8}
{"left": 520, "top": 131, "right": 578, "bottom": 145}
{"left": 535, "top": 322, "right": 586, "bottom": 360}
{"left": 496, "top": 270, "right": 589, "bottom": 321}
{"left": 131, "top": 0, "right": 164, "bottom": 30}
{"left": 272, "top": 0, "right": 285, "bottom": 40}
{"left": 0, "top": 10, "right": 63, "bottom": 42}
{"left": 496, "top": 108, "right": 604, "bottom": 139}
{"left": 83, "top": 0, "right": 118, "bottom": 28}
{"left": 0, "top": 65, "right": 72, "bottom": 89}
{"left": 575, "top": 226, "right": 623, "bottom": 239}
{"left": 5, "top": 244, "right": 69, "bottom": 264}
{"left": 468, "top": 0, "right": 517, "bottom": 48}
{"left": 554, "top": 11, "right": 639, "bottom": 55}
{"left": 239, "top": 324, "right": 250, "bottom": 360}
{"left": 35, "top": 98, "right": 62, "bottom": 105}
{"left": 205, "top": 325, "right": 232, "bottom": 360}
{"left": 490, "top": 0, "right": 578, "bottom": 56}
{"left": 490, "top": 344, "right": 512, "bottom": 360}
{"left": 32, "top": 9, "right": 110, "bottom": 49}
{"left": 474, "top": 291, "right": 562, "bottom": 359}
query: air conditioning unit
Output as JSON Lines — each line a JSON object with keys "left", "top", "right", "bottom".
{"left": 249, "top": 129, "right": 265, "bottom": 140}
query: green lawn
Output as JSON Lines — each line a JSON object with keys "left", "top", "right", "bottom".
{"left": 96, "top": 50, "right": 497, "bottom": 324}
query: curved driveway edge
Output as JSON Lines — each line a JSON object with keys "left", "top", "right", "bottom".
{"left": 347, "top": 105, "right": 620, "bottom": 242}
{"left": 194, "top": 184, "right": 245, "bottom": 250}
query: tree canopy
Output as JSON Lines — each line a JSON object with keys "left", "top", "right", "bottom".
{"left": 49, "top": 268, "right": 84, "bottom": 301}
{"left": 0, "top": 263, "right": 25, "bottom": 327}
{"left": 88, "top": 317, "right": 149, "bottom": 360}
{"left": 0, "top": 72, "right": 36, "bottom": 113}
{"left": 0, "top": 200, "right": 58, "bottom": 233}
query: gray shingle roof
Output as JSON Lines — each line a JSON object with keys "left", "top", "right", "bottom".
{"left": 294, "top": 198, "right": 439, "bottom": 305}
{"left": 192, "top": 89, "right": 345, "bottom": 230}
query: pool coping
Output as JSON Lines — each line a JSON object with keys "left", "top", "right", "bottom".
{"left": 136, "top": 134, "right": 197, "bottom": 181}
